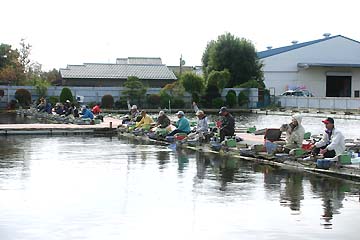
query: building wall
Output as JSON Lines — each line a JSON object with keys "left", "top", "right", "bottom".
{"left": 262, "top": 37, "right": 360, "bottom": 97}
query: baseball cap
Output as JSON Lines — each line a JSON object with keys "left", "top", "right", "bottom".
{"left": 196, "top": 110, "right": 204, "bottom": 116}
{"left": 322, "top": 117, "right": 334, "bottom": 124}
{"left": 219, "top": 106, "right": 227, "bottom": 114}
{"left": 176, "top": 111, "right": 184, "bottom": 116}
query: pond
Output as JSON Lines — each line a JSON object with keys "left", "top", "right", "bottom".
{"left": 0, "top": 135, "right": 359, "bottom": 240}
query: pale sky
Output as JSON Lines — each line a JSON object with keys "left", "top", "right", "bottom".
{"left": 1, "top": 0, "right": 359, "bottom": 71}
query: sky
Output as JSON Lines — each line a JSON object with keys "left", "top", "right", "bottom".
{"left": 1, "top": 0, "right": 360, "bottom": 71}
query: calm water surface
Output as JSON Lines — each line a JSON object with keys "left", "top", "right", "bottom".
{"left": 0, "top": 135, "right": 359, "bottom": 240}
{"left": 2, "top": 111, "right": 360, "bottom": 139}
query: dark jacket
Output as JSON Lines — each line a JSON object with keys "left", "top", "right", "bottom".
{"left": 221, "top": 113, "right": 235, "bottom": 133}
{"left": 157, "top": 115, "right": 171, "bottom": 128}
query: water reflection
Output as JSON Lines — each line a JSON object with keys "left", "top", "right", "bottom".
{"left": 309, "top": 175, "right": 348, "bottom": 229}
{"left": 0, "top": 135, "right": 359, "bottom": 239}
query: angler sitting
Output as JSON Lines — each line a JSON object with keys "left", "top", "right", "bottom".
{"left": 167, "top": 111, "right": 190, "bottom": 136}
{"left": 280, "top": 114, "right": 305, "bottom": 153}
{"left": 155, "top": 111, "right": 171, "bottom": 129}
{"left": 188, "top": 102, "right": 210, "bottom": 142}
{"left": 310, "top": 117, "right": 345, "bottom": 158}
{"left": 218, "top": 106, "right": 235, "bottom": 142}
{"left": 81, "top": 106, "right": 94, "bottom": 120}
{"left": 135, "top": 110, "right": 154, "bottom": 130}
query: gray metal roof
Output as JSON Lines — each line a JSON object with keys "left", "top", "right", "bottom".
{"left": 298, "top": 62, "right": 360, "bottom": 68}
{"left": 116, "top": 57, "right": 163, "bottom": 65}
{"left": 60, "top": 63, "right": 177, "bottom": 80}
{"left": 257, "top": 35, "right": 360, "bottom": 59}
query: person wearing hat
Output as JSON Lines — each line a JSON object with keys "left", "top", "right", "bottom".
{"left": 218, "top": 106, "right": 235, "bottom": 142}
{"left": 167, "top": 110, "right": 190, "bottom": 136}
{"left": 311, "top": 117, "right": 345, "bottom": 158}
{"left": 135, "top": 110, "right": 154, "bottom": 129}
{"left": 155, "top": 110, "right": 171, "bottom": 129}
{"left": 122, "top": 100, "right": 140, "bottom": 124}
{"left": 283, "top": 114, "right": 305, "bottom": 152}
{"left": 192, "top": 102, "right": 209, "bottom": 134}
{"left": 81, "top": 105, "right": 94, "bottom": 120}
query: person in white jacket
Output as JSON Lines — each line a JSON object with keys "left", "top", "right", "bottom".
{"left": 188, "top": 102, "right": 209, "bottom": 141}
{"left": 312, "top": 117, "right": 345, "bottom": 158}
{"left": 284, "top": 114, "right": 305, "bottom": 152}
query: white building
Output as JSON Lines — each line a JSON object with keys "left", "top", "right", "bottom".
{"left": 258, "top": 35, "right": 360, "bottom": 98}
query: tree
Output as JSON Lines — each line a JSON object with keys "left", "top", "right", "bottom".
{"left": 201, "top": 84, "right": 221, "bottom": 108}
{"left": 226, "top": 90, "right": 237, "bottom": 107}
{"left": 19, "top": 38, "right": 32, "bottom": 73}
{"left": 202, "top": 32, "right": 263, "bottom": 87}
{"left": 207, "top": 69, "right": 230, "bottom": 92}
{"left": 34, "top": 78, "right": 50, "bottom": 98}
{"left": 180, "top": 72, "right": 205, "bottom": 101}
{"left": 40, "top": 68, "right": 61, "bottom": 85}
{"left": 122, "top": 76, "right": 147, "bottom": 105}
{"left": 0, "top": 43, "right": 25, "bottom": 85}
{"left": 162, "top": 81, "right": 185, "bottom": 98}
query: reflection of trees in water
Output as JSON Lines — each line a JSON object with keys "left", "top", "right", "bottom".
{"left": 280, "top": 173, "right": 304, "bottom": 211}
{"left": 0, "top": 137, "right": 30, "bottom": 184}
{"left": 0, "top": 138, "right": 26, "bottom": 169}
{"left": 196, "top": 154, "right": 256, "bottom": 193}
{"left": 258, "top": 165, "right": 304, "bottom": 211}
{"left": 309, "top": 176, "right": 349, "bottom": 228}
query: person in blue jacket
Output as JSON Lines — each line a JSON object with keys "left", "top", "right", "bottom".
{"left": 81, "top": 106, "right": 94, "bottom": 119}
{"left": 167, "top": 111, "right": 190, "bottom": 136}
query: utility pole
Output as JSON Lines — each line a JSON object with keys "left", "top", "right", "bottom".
{"left": 179, "top": 54, "right": 185, "bottom": 77}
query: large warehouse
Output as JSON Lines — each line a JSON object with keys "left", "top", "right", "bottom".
{"left": 258, "top": 34, "right": 360, "bottom": 97}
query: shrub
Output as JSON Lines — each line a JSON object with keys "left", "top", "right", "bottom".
{"left": 192, "top": 92, "right": 200, "bottom": 104}
{"left": 101, "top": 94, "right": 114, "bottom": 108}
{"left": 238, "top": 91, "right": 249, "bottom": 107}
{"left": 15, "top": 88, "right": 32, "bottom": 107}
{"left": 172, "top": 98, "right": 185, "bottom": 108}
{"left": 59, "top": 87, "right": 73, "bottom": 103}
{"left": 88, "top": 102, "right": 97, "bottom": 108}
{"left": 8, "top": 99, "right": 18, "bottom": 110}
{"left": 159, "top": 91, "right": 172, "bottom": 109}
{"left": 202, "top": 84, "right": 221, "bottom": 108}
{"left": 147, "top": 94, "right": 161, "bottom": 108}
{"left": 226, "top": 90, "right": 237, "bottom": 107}
{"left": 115, "top": 96, "right": 128, "bottom": 109}
{"left": 212, "top": 97, "right": 224, "bottom": 109}
{"left": 48, "top": 96, "right": 59, "bottom": 107}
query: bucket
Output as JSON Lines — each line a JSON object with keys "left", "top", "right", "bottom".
{"left": 338, "top": 154, "right": 351, "bottom": 165}
{"left": 265, "top": 141, "right": 277, "bottom": 154}
{"left": 316, "top": 159, "right": 331, "bottom": 169}
{"left": 165, "top": 136, "right": 175, "bottom": 143}
{"left": 225, "top": 138, "right": 237, "bottom": 147}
